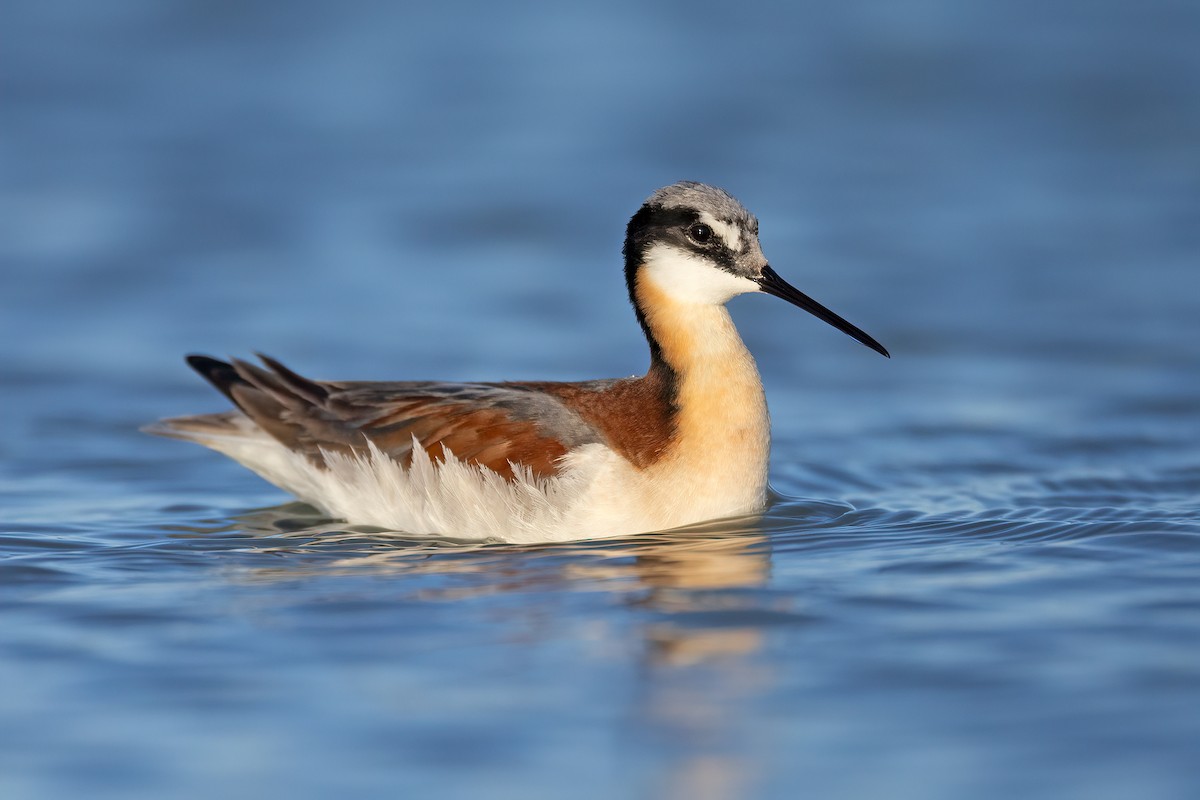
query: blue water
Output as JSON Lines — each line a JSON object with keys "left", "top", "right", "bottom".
{"left": 3, "top": 2, "right": 1199, "bottom": 798}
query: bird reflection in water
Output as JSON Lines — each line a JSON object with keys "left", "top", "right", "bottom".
{"left": 193, "top": 504, "right": 787, "bottom": 800}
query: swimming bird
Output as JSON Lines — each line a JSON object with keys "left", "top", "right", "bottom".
{"left": 147, "top": 182, "right": 888, "bottom": 543}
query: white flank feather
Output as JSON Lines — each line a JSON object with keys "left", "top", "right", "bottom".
{"left": 188, "top": 419, "right": 651, "bottom": 543}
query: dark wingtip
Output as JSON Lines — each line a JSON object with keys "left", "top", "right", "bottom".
{"left": 254, "top": 352, "right": 330, "bottom": 402}
{"left": 185, "top": 354, "right": 244, "bottom": 404}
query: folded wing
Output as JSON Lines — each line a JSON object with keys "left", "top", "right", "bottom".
{"left": 157, "top": 354, "right": 603, "bottom": 480}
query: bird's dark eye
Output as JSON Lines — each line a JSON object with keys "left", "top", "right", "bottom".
{"left": 687, "top": 223, "right": 713, "bottom": 244}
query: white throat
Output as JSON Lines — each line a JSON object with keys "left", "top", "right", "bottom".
{"left": 640, "top": 242, "right": 759, "bottom": 306}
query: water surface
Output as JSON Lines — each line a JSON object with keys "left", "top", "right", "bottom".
{"left": 3, "top": 2, "right": 1199, "bottom": 798}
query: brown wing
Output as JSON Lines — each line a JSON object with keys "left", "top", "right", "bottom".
{"left": 184, "top": 354, "right": 602, "bottom": 480}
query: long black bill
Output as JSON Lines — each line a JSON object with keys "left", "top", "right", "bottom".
{"left": 758, "top": 265, "right": 890, "bottom": 358}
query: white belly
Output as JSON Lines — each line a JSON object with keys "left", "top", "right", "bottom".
{"left": 205, "top": 428, "right": 767, "bottom": 544}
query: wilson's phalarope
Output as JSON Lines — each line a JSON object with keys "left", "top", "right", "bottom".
{"left": 147, "top": 182, "right": 888, "bottom": 543}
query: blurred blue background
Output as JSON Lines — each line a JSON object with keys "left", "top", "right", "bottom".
{"left": 2, "top": 2, "right": 1198, "bottom": 799}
